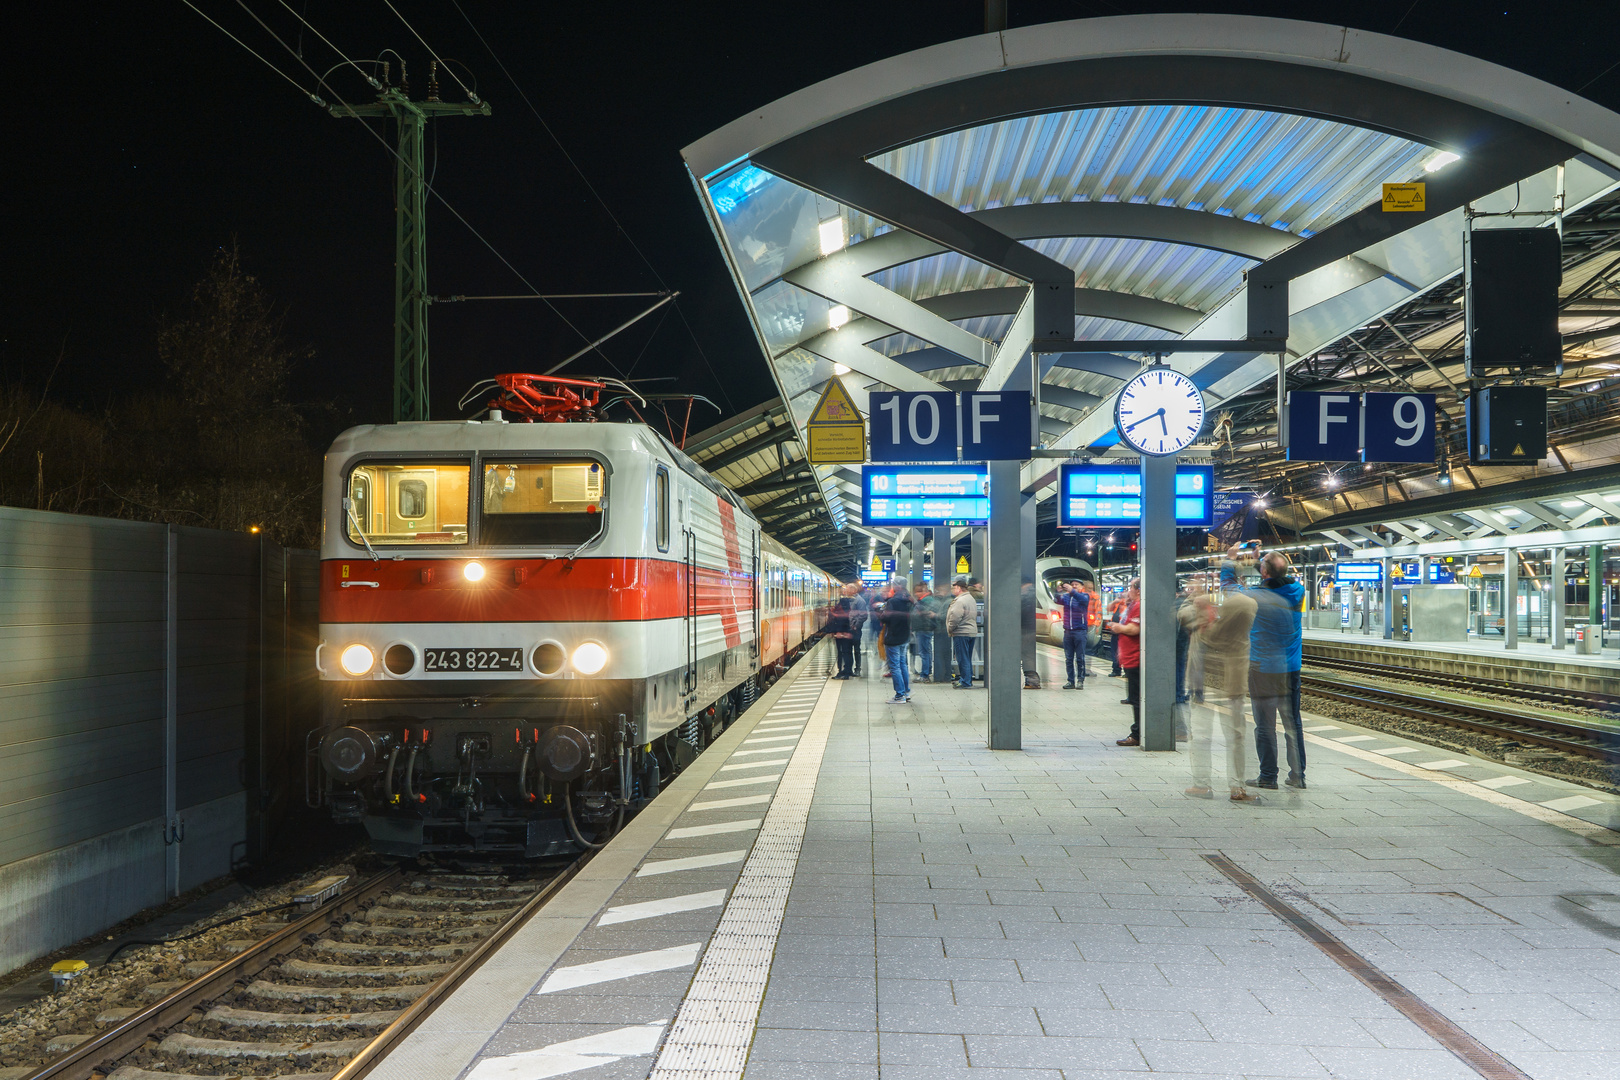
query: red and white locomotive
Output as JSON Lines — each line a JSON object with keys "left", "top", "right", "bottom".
{"left": 313, "top": 375, "right": 835, "bottom": 857}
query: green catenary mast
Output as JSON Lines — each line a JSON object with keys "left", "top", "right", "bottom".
{"left": 331, "top": 62, "right": 489, "bottom": 422}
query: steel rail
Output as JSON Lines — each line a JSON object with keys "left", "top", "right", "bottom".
{"left": 1305, "top": 654, "right": 1620, "bottom": 712}
{"left": 329, "top": 855, "right": 586, "bottom": 1080}
{"left": 1300, "top": 677, "right": 1620, "bottom": 763}
{"left": 21, "top": 867, "right": 406, "bottom": 1080}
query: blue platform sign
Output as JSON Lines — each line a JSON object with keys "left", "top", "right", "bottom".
{"left": 863, "top": 464, "right": 990, "bottom": 526}
{"left": 1056, "top": 464, "right": 1214, "bottom": 527}
{"left": 1362, "top": 392, "right": 1436, "bottom": 464}
{"left": 1286, "top": 391, "right": 1361, "bottom": 461}
{"left": 961, "top": 391, "right": 1031, "bottom": 461}
{"left": 868, "top": 391, "right": 958, "bottom": 462}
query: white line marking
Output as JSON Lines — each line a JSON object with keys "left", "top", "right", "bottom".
{"left": 753, "top": 723, "right": 805, "bottom": 730}
{"left": 1476, "top": 775, "right": 1533, "bottom": 789}
{"left": 742, "top": 735, "right": 800, "bottom": 745}
{"left": 598, "top": 890, "right": 727, "bottom": 927}
{"left": 1377, "top": 747, "right": 1422, "bottom": 755}
{"left": 536, "top": 944, "right": 702, "bottom": 994}
{"left": 1303, "top": 727, "right": 1620, "bottom": 845}
{"left": 1542, "top": 795, "right": 1603, "bottom": 812}
{"left": 730, "top": 747, "right": 796, "bottom": 756}
{"left": 465, "top": 1021, "right": 668, "bottom": 1080}
{"left": 1414, "top": 759, "right": 1470, "bottom": 770}
{"left": 667, "top": 819, "right": 762, "bottom": 839}
{"left": 1334, "top": 735, "right": 1377, "bottom": 743}
{"left": 649, "top": 676, "right": 839, "bottom": 1079}
{"left": 705, "top": 774, "right": 782, "bottom": 789}
{"left": 718, "top": 758, "right": 789, "bottom": 771}
{"left": 637, "top": 850, "right": 746, "bottom": 877}
{"left": 1304, "top": 725, "right": 1341, "bottom": 732}
{"left": 689, "top": 793, "right": 772, "bottom": 811}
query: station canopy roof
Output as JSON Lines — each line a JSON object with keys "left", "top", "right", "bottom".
{"left": 684, "top": 15, "right": 1620, "bottom": 557}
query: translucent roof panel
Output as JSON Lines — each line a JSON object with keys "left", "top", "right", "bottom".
{"left": 705, "top": 165, "right": 888, "bottom": 293}
{"left": 870, "top": 105, "right": 1432, "bottom": 239}
{"left": 1026, "top": 236, "right": 1254, "bottom": 314}
{"left": 750, "top": 279, "right": 842, "bottom": 358}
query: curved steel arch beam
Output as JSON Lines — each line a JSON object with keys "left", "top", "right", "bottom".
{"left": 917, "top": 286, "right": 1203, "bottom": 335}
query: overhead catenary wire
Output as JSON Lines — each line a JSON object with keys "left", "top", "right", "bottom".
{"left": 446, "top": 0, "right": 736, "bottom": 410}
{"left": 185, "top": 0, "right": 630, "bottom": 375}
{"left": 178, "top": 0, "right": 325, "bottom": 105}
{"left": 379, "top": 0, "right": 480, "bottom": 102}
{"left": 274, "top": 0, "right": 380, "bottom": 91}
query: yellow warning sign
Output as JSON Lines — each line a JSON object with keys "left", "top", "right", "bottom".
{"left": 808, "top": 424, "right": 865, "bottom": 463}
{"left": 807, "top": 378, "right": 862, "bottom": 426}
{"left": 956, "top": 555, "right": 970, "bottom": 574}
{"left": 1468, "top": 564, "right": 1484, "bottom": 578}
{"left": 1512, "top": 443, "right": 1526, "bottom": 456}
{"left": 870, "top": 556, "right": 883, "bottom": 572}
{"left": 1382, "top": 182, "right": 1426, "bottom": 212}
{"left": 806, "top": 377, "right": 865, "bottom": 463}
{"left": 1390, "top": 565, "right": 1405, "bottom": 579}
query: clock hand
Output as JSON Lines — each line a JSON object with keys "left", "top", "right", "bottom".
{"left": 1123, "top": 408, "right": 1165, "bottom": 433}
{"left": 1158, "top": 411, "right": 1169, "bottom": 435}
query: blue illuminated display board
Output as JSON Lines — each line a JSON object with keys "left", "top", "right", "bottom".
{"left": 1335, "top": 561, "right": 1383, "bottom": 583}
{"left": 863, "top": 465, "right": 989, "bottom": 527}
{"left": 1056, "top": 465, "right": 1214, "bottom": 527}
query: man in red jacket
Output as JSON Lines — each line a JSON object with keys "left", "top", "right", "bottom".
{"left": 1107, "top": 578, "right": 1143, "bottom": 746}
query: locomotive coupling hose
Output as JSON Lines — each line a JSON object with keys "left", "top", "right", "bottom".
{"left": 384, "top": 745, "right": 400, "bottom": 801}
{"left": 563, "top": 783, "right": 607, "bottom": 850}
{"left": 403, "top": 746, "right": 420, "bottom": 802}
{"left": 518, "top": 745, "right": 534, "bottom": 803}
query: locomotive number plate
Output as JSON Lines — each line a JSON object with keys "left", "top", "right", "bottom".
{"left": 423, "top": 647, "right": 525, "bottom": 672}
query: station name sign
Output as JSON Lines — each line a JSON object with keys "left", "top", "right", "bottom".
{"left": 1285, "top": 391, "right": 1436, "bottom": 464}
{"left": 867, "top": 391, "right": 1031, "bottom": 463}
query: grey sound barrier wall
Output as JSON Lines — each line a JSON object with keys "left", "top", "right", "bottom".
{"left": 0, "top": 507, "right": 318, "bottom": 974}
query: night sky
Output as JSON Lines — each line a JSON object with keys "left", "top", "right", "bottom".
{"left": 8, "top": 2, "right": 1619, "bottom": 433}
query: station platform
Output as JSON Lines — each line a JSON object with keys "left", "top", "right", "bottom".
{"left": 1305, "top": 627, "right": 1619, "bottom": 669}
{"left": 1303, "top": 628, "right": 1620, "bottom": 692}
{"left": 374, "top": 639, "right": 1620, "bottom": 1080}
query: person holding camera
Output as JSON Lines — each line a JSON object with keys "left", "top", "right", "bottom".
{"left": 1224, "top": 546, "right": 1306, "bottom": 790}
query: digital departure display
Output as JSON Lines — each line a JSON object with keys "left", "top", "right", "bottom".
{"left": 1056, "top": 465, "right": 1214, "bottom": 527}
{"left": 862, "top": 465, "right": 989, "bottom": 526}
{"left": 1335, "top": 561, "right": 1383, "bottom": 583}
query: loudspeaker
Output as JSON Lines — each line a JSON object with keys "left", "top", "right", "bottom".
{"left": 1466, "top": 386, "right": 1547, "bottom": 464}
{"left": 1465, "top": 227, "right": 1561, "bottom": 377}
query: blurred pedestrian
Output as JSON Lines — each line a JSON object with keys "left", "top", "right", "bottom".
{"left": 1055, "top": 579, "right": 1090, "bottom": 689}
{"left": 830, "top": 584, "right": 857, "bottom": 679}
{"left": 1107, "top": 591, "right": 1128, "bottom": 677}
{"left": 849, "top": 587, "right": 869, "bottom": 677}
{"left": 881, "top": 576, "right": 915, "bottom": 704}
{"left": 911, "top": 583, "right": 942, "bottom": 681}
{"left": 1021, "top": 579, "right": 1041, "bottom": 689}
{"left": 1107, "top": 578, "right": 1142, "bottom": 745}
{"left": 1226, "top": 548, "right": 1306, "bottom": 790}
{"left": 1185, "top": 582, "right": 1260, "bottom": 802}
{"left": 946, "top": 576, "right": 978, "bottom": 688}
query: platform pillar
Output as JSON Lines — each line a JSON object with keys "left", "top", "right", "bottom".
{"left": 932, "top": 527, "right": 953, "bottom": 681}
{"left": 1589, "top": 544, "right": 1603, "bottom": 641}
{"left": 1505, "top": 550, "right": 1519, "bottom": 650}
{"left": 971, "top": 527, "right": 988, "bottom": 675}
{"left": 1020, "top": 488, "right": 1038, "bottom": 686}
{"left": 987, "top": 459, "right": 1022, "bottom": 749}
{"left": 908, "top": 529, "right": 924, "bottom": 592}
{"left": 1138, "top": 454, "right": 1176, "bottom": 752}
{"left": 1382, "top": 556, "right": 1395, "bottom": 641}
{"left": 1553, "top": 547, "right": 1567, "bottom": 649}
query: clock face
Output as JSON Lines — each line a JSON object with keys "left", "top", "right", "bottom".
{"left": 1114, "top": 367, "right": 1205, "bottom": 456}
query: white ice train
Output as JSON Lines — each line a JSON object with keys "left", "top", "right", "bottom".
{"left": 310, "top": 375, "right": 836, "bottom": 858}
{"left": 1033, "top": 556, "right": 1104, "bottom": 647}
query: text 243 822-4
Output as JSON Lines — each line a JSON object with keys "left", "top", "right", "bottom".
{"left": 423, "top": 648, "right": 525, "bottom": 672}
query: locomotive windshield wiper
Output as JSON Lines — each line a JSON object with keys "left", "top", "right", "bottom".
{"left": 344, "top": 498, "right": 380, "bottom": 562}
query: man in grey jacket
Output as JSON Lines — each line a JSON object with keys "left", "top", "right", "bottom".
{"left": 946, "top": 577, "right": 979, "bottom": 688}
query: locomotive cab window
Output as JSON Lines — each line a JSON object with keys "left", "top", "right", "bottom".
{"left": 655, "top": 467, "right": 670, "bottom": 552}
{"left": 346, "top": 462, "right": 469, "bottom": 545}
{"left": 481, "top": 460, "right": 607, "bottom": 546}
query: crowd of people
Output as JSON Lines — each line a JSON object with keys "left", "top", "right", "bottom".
{"left": 823, "top": 544, "right": 1305, "bottom": 804}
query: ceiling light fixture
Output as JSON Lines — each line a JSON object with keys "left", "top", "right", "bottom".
{"left": 828, "top": 304, "right": 850, "bottom": 330}
{"left": 832, "top": 363, "right": 850, "bottom": 375}
{"left": 1424, "top": 150, "right": 1461, "bottom": 173}
{"left": 819, "top": 218, "right": 846, "bottom": 256}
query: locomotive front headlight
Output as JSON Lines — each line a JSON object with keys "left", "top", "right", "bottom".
{"left": 572, "top": 642, "right": 608, "bottom": 675}
{"left": 463, "top": 561, "right": 486, "bottom": 582}
{"left": 340, "top": 643, "right": 376, "bottom": 677}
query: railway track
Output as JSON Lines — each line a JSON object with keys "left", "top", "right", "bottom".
{"left": 1300, "top": 674, "right": 1620, "bottom": 763}
{"left": 1305, "top": 653, "right": 1620, "bottom": 712}
{"left": 19, "top": 861, "right": 582, "bottom": 1080}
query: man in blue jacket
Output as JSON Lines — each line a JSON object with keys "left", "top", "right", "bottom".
{"left": 1224, "top": 548, "right": 1306, "bottom": 790}
{"left": 1055, "top": 580, "right": 1090, "bottom": 689}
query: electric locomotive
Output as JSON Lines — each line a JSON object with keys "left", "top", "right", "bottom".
{"left": 311, "top": 375, "right": 835, "bottom": 857}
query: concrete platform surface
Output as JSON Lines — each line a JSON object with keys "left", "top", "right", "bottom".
{"left": 377, "top": 639, "right": 1620, "bottom": 1080}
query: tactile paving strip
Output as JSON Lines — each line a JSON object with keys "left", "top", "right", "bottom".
{"left": 646, "top": 677, "right": 840, "bottom": 1080}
